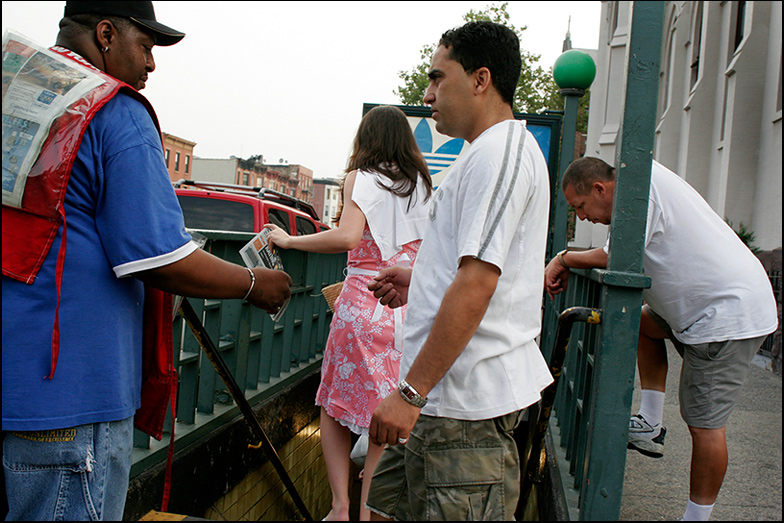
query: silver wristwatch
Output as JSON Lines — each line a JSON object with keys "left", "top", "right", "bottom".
{"left": 398, "top": 379, "right": 427, "bottom": 408}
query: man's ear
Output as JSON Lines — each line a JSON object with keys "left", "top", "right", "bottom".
{"left": 473, "top": 67, "right": 492, "bottom": 95}
{"left": 95, "top": 19, "right": 115, "bottom": 49}
{"left": 594, "top": 180, "right": 615, "bottom": 202}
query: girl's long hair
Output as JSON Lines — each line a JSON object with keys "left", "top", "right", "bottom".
{"left": 335, "top": 105, "right": 432, "bottom": 223}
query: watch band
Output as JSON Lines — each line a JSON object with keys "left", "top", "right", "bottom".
{"left": 398, "top": 379, "right": 427, "bottom": 408}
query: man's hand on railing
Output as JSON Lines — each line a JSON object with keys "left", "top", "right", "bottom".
{"left": 544, "top": 248, "right": 609, "bottom": 300}
{"left": 368, "top": 266, "right": 412, "bottom": 309}
{"left": 545, "top": 257, "right": 570, "bottom": 300}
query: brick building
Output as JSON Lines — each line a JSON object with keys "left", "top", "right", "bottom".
{"left": 162, "top": 132, "right": 196, "bottom": 183}
{"left": 312, "top": 178, "right": 341, "bottom": 227}
{"left": 264, "top": 163, "right": 314, "bottom": 203}
{"left": 191, "top": 155, "right": 315, "bottom": 204}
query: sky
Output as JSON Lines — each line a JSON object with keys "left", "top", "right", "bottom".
{"left": 2, "top": 1, "right": 601, "bottom": 180}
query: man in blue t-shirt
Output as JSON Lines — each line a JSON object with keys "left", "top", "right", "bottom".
{"left": 1, "top": 2, "right": 291, "bottom": 520}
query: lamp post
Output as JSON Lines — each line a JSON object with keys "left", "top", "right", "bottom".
{"left": 550, "top": 49, "right": 596, "bottom": 256}
{"left": 540, "top": 50, "right": 597, "bottom": 364}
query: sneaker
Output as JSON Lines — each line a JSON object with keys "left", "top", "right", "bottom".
{"left": 627, "top": 414, "right": 666, "bottom": 458}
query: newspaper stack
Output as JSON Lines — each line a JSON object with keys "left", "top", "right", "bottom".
{"left": 2, "top": 30, "right": 105, "bottom": 208}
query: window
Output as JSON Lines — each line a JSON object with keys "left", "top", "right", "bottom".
{"left": 242, "top": 171, "right": 249, "bottom": 185}
{"left": 185, "top": 155, "right": 190, "bottom": 175}
{"left": 608, "top": 1, "right": 619, "bottom": 43}
{"left": 165, "top": 149, "right": 170, "bottom": 168}
{"left": 175, "top": 152, "right": 180, "bottom": 172}
{"left": 777, "top": 50, "right": 782, "bottom": 113}
{"left": 661, "top": 26, "right": 677, "bottom": 116}
{"left": 690, "top": 2, "right": 704, "bottom": 90}
{"left": 267, "top": 209, "right": 290, "bottom": 233}
{"left": 296, "top": 216, "right": 317, "bottom": 236}
{"left": 733, "top": 1, "right": 747, "bottom": 52}
{"left": 176, "top": 195, "right": 254, "bottom": 232}
{"left": 720, "top": 76, "right": 729, "bottom": 141}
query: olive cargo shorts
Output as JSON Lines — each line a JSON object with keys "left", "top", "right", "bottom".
{"left": 366, "top": 410, "right": 525, "bottom": 521}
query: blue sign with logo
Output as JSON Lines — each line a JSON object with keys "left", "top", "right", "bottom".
{"left": 363, "top": 104, "right": 562, "bottom": 189}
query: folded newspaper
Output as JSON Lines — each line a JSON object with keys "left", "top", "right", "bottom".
{"left": 2, "top": 30, "right": 105, "bottom": 208}
{"left": 240, "top": 228, "right": 289, "bottom": 322}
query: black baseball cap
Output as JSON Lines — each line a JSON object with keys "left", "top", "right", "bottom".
{"left": 64, "top": 1, "right": 185, "bottom": 46}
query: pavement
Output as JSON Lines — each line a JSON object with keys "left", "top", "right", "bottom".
{"left": 620, "top": 342, "right": 782, "bottom": 521}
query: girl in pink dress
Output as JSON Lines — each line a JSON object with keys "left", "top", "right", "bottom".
{"left": 266, "top": 105, "right": 432, "bottom": 521}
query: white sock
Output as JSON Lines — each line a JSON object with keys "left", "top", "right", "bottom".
{"left": 637, "top": 389, "right": 665, "bottom": 427}
{"left": 681, "top": 500, "right": 714, "bottom": 521}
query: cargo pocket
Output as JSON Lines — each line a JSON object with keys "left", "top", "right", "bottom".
{"left": 424, "top": 447, "right": 506, "bottom": 521}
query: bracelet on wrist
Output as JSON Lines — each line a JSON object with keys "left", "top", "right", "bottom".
{"left": 556, "top": 249, "right": 570, "bottom": 268}
{"left": 242, "top": 267, "right": 256, "bottom": 301}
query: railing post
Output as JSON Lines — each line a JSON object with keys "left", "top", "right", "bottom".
{"left": 580, "top": 2, "right": 664, "bottom": 520}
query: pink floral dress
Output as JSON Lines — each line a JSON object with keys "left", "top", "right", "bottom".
{"left": 315, "top": 224, "right": 421, "bottom": 435}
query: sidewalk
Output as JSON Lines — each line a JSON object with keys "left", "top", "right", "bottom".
{"left": 620, "top": 342, "right": 783, "bottom": 521}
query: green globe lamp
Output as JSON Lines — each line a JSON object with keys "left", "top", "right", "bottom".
{"left": 553, "top": 49, "right": 596, "bottom": 96}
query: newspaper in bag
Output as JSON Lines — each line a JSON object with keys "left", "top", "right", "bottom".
{"left": 240, "top": 228, "right": 289, "bottom": 322}
{"left": 2, "top": 30, "right": 105, "bottom": 208}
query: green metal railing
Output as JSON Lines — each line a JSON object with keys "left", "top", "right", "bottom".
{"left": 130, "top": 230, "right": 346, "bottom": 475}
{"left": 540, "top": 3, "right": 664, "bottom": 520}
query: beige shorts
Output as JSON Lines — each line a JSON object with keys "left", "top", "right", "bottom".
{"left": 644, "top": 305, "right": 766, "bottom": 429}
{"left": 365, "top": 410, "right": 524, "bottom": 521}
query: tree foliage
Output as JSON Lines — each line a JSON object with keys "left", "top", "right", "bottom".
{"left": 726, "top": 218, "right": 762, "bottom": 254}
{"left": 394, "top": 2, "right": 590, "bottom": 133}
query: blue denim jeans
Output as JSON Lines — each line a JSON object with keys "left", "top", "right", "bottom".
{"left": 3, "top": 416, "right": 133, "bottom": 521}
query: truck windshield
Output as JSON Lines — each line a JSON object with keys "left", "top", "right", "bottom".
{"left": 177, "top": 195, "right": 255, "bottom": 232}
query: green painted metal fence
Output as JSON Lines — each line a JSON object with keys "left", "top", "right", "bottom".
{"left": 130, "top": 230, "right": 346, "bottom": 475}
{"left": 540, "top": 3, "right": 664, "bottom": 520}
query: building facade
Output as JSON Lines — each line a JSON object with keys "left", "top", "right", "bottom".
{"left": 577, "top": 1, "right": 782, "bottom": 253}
{"left": 265, "top": 164, "right": 314, "bottom": 203}
{"left": 162, "top": 132, "right": 196, "bottom": 183}
{"left": 312, "top": 178, "right": 341, "bottom": 227}
{"left": 190, "top": 156, "right": 314, "bottom": 203}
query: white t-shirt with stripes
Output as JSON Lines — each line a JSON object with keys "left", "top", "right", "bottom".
{"left": 400, "top": 119, "right": 554, "bottom": 420}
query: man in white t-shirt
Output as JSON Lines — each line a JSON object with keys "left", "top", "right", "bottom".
{"left": 365, "top": 21, "right": 553, "bottom": 521}
{"left": 544, "top": 156, "right": 777, "bottom": 522}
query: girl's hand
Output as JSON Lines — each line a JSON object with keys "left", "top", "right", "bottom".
{"left": 264, "top": 223, "right": 291, "bottom": 250}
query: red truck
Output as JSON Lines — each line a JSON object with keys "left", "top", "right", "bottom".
{"left": 173, "top": 180, "right": 329, "bottom": 236}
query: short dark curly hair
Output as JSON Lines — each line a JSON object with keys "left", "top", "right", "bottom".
{"left": 439, "top": 21, "right": 521, "bottom": 107}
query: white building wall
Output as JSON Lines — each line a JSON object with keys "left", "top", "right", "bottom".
{"left": 322, "top": 185, "right": 341, "bottom": 227}
{"left": 577, "top": 0, "right": 782, "bottom": 252}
